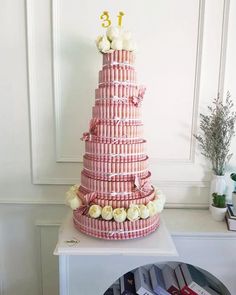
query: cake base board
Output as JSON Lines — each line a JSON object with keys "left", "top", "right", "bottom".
{"left": 54, "top": 212, "right": 177, "bottom": 256}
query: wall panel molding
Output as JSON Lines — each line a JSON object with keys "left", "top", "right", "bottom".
{"left": 36, "top": 222, "right": 60, "bottom": 295}
{"left": 24, "top": 0, "right": 228, "bottom": 208}
{"left": 52, "top": 0, "right": 205, "bottom": 164}
{"left": 217, "top": 0, "right": 230, "bottom": 96}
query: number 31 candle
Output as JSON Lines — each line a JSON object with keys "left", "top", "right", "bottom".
{"left": 100, "top": 11, "right": 125, "bottom": 28}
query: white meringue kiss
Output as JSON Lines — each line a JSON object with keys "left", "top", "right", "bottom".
{"left": 88, "top": 204, "right": 102, "bottom": 218}
{"left": 113, "top": 208, "right": 127, "bottom": 222}
{"left": 101, "top": 205, "right": 113, "bottom": 221}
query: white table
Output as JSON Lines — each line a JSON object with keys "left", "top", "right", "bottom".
{"left": 54, "top": 213, "right": 177, "bottom": 294}
{"left": 54, "top": 210, "right": 236, "bottom": 295}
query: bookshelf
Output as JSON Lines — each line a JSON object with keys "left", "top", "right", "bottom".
{"left": 54, "top": 209, "right": 236, "bottom": 295}
{"left": 104, "top": 262, "right": 231, "bottom": 295}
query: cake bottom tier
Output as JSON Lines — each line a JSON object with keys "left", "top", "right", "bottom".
{"left": 73, "top": 211, "right": 160, "bottom": 240}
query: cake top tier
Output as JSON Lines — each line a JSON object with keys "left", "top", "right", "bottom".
{"left": 96, "top": 26, "right": 136, "bottom": 54}
{"left": 102, "top": 50, "right": 135, "bottom": 66}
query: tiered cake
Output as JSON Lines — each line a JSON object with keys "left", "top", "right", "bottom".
{"left": 66, "top": 26, "right": 165, "bottom": 240}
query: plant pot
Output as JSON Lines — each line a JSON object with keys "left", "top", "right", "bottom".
{"left": 210, "top": 204, "right": 227, "bottom": 221}
{"left": 210, "top": 175, "right": 226, "bottom": 201}
{"left": 232, "top": 192, "right": 236, "bottom": 208}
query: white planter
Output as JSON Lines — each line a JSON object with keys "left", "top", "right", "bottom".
{"left": 210, "top": 175, "right": 226, "bottom": 199}
{"left": 210, "top": 204, "right": 227, "bottom": 221}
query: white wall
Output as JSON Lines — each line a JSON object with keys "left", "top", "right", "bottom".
{"left": 0, "top": 0, "right": 235, "bottom": 294}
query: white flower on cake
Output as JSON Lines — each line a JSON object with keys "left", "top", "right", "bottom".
{"left": 101, "top": 205, "right": 113, "bottom": 220}
{"left": 113, "top": 208, "right": 127, "bottom": 222}
{"left": 138, "top": 204, "right": 150, "bottom": 219}
{"left": 88, "top": 204, "right": 102, "bottom": 218}
{"left": 69, "top": 197, "right": 82, "bottom": 210}
{"left": 106, "top": 26, "right": 121, "bottom": 41}
{"left": 147, "top": 201, "right": 158, "bottom": 217}
{"left": 122, "top": 30, "right": 132, "bottom": 41}
{"left": 96, "top": 35, "right": 103, "bottom": 46}
{"left": 153, "top": 191, "right": 166, "bottom": 213}
{"left": 153, "top": 199, "right": 164, "bottom": 213}
{"left": 155, "top": 189, "right": 166, "bottom": 204}
{"left": 96, "top": 26, "right": 136, "bottom": 53}
{"left": 65, "top": 185, "right": 82, "bottom": 210}
{"left": 127, "top": 204, "right": 140, "bottom": 221}
{"left": 97, "top": 35, "right": 111, "bottom": 53}
{"left": 123, "top": 39, "right": 136, "bottom": 51}
{"left": 111, "top": 38, "right": 123, "bottom": 50}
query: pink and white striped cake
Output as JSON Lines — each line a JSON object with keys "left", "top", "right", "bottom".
{"left": 66, "top": 49, "right": 165, "bottom": 240}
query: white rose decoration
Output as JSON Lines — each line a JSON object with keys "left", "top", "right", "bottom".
{"left": 95, "top": 35, "right": 103, "bottom": 46}
{"left": 111, "top": 38, "right": 123, "bottom": 50}
{"left": 127, "top": 204, "right": 140, "bottom": 221}
{"left": 65, "top": 185, "right": 82, "bottom": 210}
{"left": 122, "top": 30, "right": 132, "bottom": 41}
{"left": 88, "top": 204, "right": 102, "bottom": 218}
{"left": 139, "top": 204, "right": 150, "bottom": 219}
{"left": 69, "top": 197, "right": 82, "bottom": 210}
{"left": 153, "top": 192, "right": 166, "bottom": 213}
{"left": 147, "top": 201, "right": 158, "bottom": 217}
{"left": 97, "top": 36, "right": 111, "bottom": 53}
{"left": 123, "top": 39, "right": 136, "bottom": 51}
{"left": 113, "top": 208, "right": 127, "bottom": 222}
{"left": 101, "top": 205, "right": 113, "bottom": 221}
{"left": 153, "top": 198, "right": 164, "bottom": 213}
{"left": 106, "top": 26, "right": 121, "bottom": 41}
{"left": 156, "top": 189, "right": 166, "bottom": 204}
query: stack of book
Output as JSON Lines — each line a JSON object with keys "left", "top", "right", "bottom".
{"left": 226, "top": 204, "right": 236, "bottom": 231}
{"left": 103, "top": 263, "right": 224, "bottom": 295}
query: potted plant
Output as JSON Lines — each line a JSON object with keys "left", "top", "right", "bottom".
{"left": 210, "top": 193, "right": 227, "bottom": 221}
{"left": 194, "top": 92, "right": 236, "bottom": 201}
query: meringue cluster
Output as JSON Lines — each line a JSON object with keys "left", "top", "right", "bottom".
{"left": 96, "top": 26, "right": 136, "bottom": 53}
{"left": 66, "top": 186, "right": 165, "bottom": 222}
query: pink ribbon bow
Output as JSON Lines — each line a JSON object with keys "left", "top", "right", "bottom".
{"left": 89, "top": 118, "right": 99, "bottom": 135}
{"left": 78, "top": 192, "right": 97, "bottom": 215}
{"left": 80, "top": 119, "right": 99, "bottom": 141}
{"left": 80, "top": 132, "right": 91, "bottom": 141}
{"left": 134, "top": 175, "right": 152, "bottom": 196}
{"left": 130, "top": 86, "right": 146, "bottom": 107}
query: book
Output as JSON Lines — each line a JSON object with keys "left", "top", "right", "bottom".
{"left": 134, "top": 266, "right": 155, "bottom": 295}
{"left": 225, "top": 211, "right": 236, "bottom": 231}
{"left": 174, "top": 265, "right": 197, "bottom": 295}
{"left": 227, "top": 204, "right": 236, "bottom": 219}
{"left": 180, "top": 263, "right": 211, "bottom": 295}
{"left": 120, "top": 272, "right": 137, "bottom": 295}
{"left": 162, "top": 265, "right": 180, "bottom": 295}
{"left": 113, "top": 283, "right": 121, "bottom": 295}
{"left": 149, "top": 265, "right": 170, "bottom": 295}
